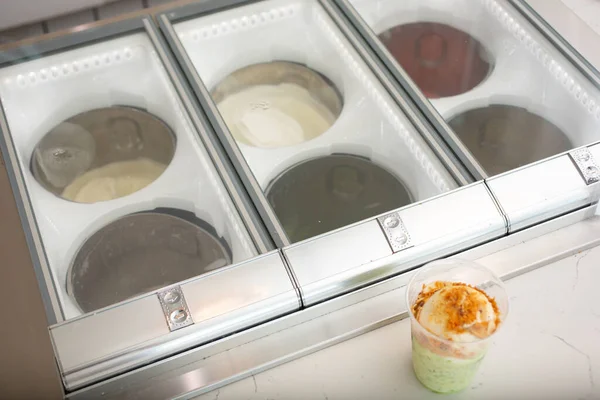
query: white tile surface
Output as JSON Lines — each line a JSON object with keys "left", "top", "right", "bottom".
{"left": 527, "top": 0, "right": 600, "bottom": 69}
{"left": 195, "top": 247, "right": 600, "bottom": 400}
{"left": 561, "top": 0, "right": 600, "bottom": 33}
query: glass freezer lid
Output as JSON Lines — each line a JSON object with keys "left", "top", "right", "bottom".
{"left": 168, "top": 0, "right": 466, "bottom": 247}
{"left": 343, "top": 0, "right": 600, "bottom": 179}
{"left": 0, "top": 18, "right": 271, "bottom": 323}
{"left": 0, "top": 16, "right": 300, "bottom": 392}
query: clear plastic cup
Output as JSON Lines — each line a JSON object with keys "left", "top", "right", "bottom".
{"left": 406, "top": 259, "right": 508, "bottom": 393}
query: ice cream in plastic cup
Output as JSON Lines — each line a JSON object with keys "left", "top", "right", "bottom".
{"left": 406, "top": 259, "right": 508, "bottom": 393}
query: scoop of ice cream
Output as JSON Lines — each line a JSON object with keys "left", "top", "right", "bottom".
{"left": 415, "top": 282, "right": 499, "bottom": 342}
{"left": 62, "top": 158, "right": 167, "bottom": 203}
{"left": 217, "top": 83, "right": 336, "bottom": 148}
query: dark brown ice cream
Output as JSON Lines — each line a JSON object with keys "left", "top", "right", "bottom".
{"left": 266, "top": 154, "right": 412, "bottom": 243}
{"left": 378, "top": 22, "right": 492, "bottom": 98}
{"left": 449, "top": 105, "right": 572, "bottom": 176}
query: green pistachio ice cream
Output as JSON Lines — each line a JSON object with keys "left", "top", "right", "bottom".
{"left": 412, "top": 335, "right": 486, "bottom": 393}
{"left": 410, "top": 281, "right": 500, "bottom": 393}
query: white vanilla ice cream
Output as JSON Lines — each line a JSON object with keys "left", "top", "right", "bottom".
{"left": 217, "top": 83, "right": 336, "bottom": 148}
{"left": 414, "top": 282, "right": 499, "bottom": 343}
{"left": 62, "top": 158, "right": 167, "bottom": 203}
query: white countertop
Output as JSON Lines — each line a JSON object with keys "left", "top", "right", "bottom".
{"left": 191, "top": 1, "right": 600, "bottom": 398}
{"left": 528, "top": 0, "right": 600, "bottom": 68}
{"left": 562, "top": 0, "right": 600, "bottom": 33}
{"left": 194, "top": 246, "right": 600, "bottom": 400}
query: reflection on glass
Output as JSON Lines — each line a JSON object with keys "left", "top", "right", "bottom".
{"left": 266, "top": 154, "right": 412, "bottom": 243}
{"left": 449, "top": 105, "right": 572, "bottom": 175}
{"left": 31, "top": 106, "right": 175, "bottom": 203}
{"left": 212, "top": 61, "right": 343, "bottom": 148}
{"left": 68, "top": 209, "right": 231, "bottom": 313}
{"left": 378, "top": 22, "right": 492, "bottom": 98}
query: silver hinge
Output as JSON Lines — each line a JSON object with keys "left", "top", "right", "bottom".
{"left": 570, "top": 148, "right": 600, "bottom": 185}
{"left": 158, "top": 286, "right": 194, "bottom": 332}
{"left": 377, "top": 212, "right": 413, "bottom": 253}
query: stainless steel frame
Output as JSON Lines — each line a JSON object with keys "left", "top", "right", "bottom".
{"left": 284, "top": 182, "right": 506, "bottom": 306}
{"left": 51, "top": 250, "right": 300, "bottom": 391}
{"left": 486, "top": 148, "right": 597, "bottom": 232}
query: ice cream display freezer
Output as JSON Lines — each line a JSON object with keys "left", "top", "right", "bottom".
{"left": 0, "top": 0, "right": 600, "bottom": 398}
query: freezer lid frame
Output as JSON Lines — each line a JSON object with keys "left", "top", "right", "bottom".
{"left": 282, "top": 181, "right": 508, "bottom": 307}
{"left": 50, "top": 248, "right": 300, "bottom": 391}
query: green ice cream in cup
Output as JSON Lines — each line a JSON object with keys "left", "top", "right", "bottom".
{"left": 406, "top": 259, "right": 508, "bottom": 393}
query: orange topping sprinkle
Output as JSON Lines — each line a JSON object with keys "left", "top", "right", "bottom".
{"left": 412, "top": 281, "right": 501, "bottom": 338}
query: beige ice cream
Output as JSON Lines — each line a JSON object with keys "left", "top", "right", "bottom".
{"left": 217, "top": 83, "right": 336, "bottom": 148}
{"left": 62, "top": 158, "right": 166, "bottom": 203}
{"left": 414, "top": 281, "right": 499, "bottom": 343}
